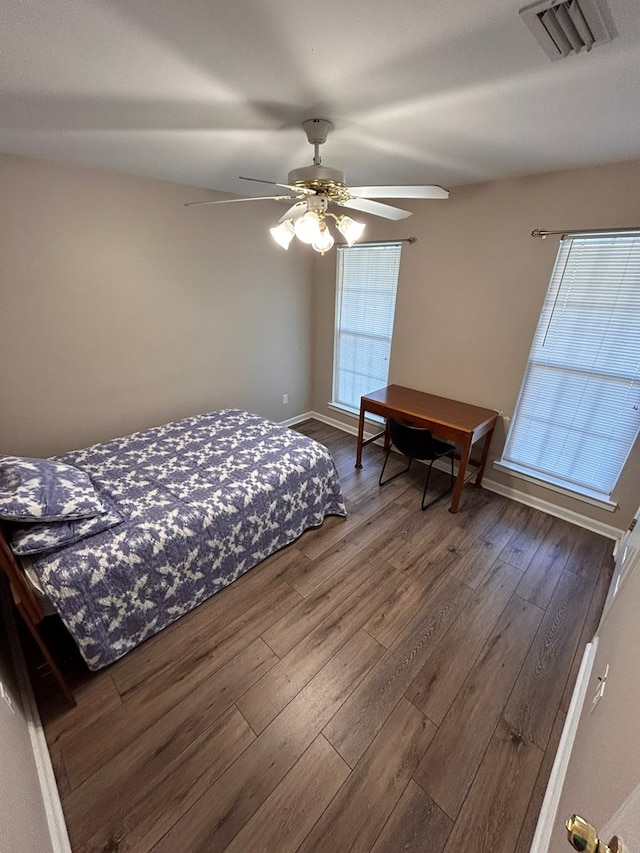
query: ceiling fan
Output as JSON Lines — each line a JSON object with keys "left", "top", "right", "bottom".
{"left": 186, "top": 118, "right": 449, "bottom": 253}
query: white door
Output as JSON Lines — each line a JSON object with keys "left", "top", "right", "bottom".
{"left": 539, "top": 513, "right": 640, "bottom": 852}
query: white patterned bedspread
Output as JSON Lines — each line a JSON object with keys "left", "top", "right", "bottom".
{"left": 32, "top": 410, "right": 346, "bottom": 670}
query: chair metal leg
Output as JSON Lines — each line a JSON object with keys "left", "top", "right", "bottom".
{"left": 421, "top": 451, "right": 455, "bottom": 511}
{"left": 379, "top": 449, "right": 412, "bottom": 486}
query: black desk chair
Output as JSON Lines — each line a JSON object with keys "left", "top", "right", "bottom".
{"left": 378, "top": 417, "right": 456, "bottom": 510}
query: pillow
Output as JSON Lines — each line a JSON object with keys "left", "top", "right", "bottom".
{"left": 10, "top": 499, "right": 124, "bottom": 556}
{"left": 0, "top": 455, "right": 105, "bottom": 522}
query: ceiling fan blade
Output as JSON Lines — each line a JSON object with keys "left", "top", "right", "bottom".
{"left": 239, "top": 176, "right": 316, "bottom": 195}
{"left": 279, "top": 201, "right": 307, "bottom": 222}
{"left": 185, "top": 195, "right": 295, "bottom": 207}
{"left": 340, "top": 198, "right": 412, "bottom": 220}
{"left": 348, "top": 185, "right": 449, "bottom": 199}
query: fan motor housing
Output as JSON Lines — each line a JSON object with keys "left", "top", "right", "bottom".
{"left": 287, "top": 164, "right": 349, "bottom": 199}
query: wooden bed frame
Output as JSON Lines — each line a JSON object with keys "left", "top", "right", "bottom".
{"left": 0, "top": 411, "right": 345, "bottom": 710}
{"left": 0, "top": 524, "right": 76, "bottom": 706}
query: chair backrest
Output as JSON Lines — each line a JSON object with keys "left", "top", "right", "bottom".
{"left": 389, "top": 418, "right": 437, "bottom": 461}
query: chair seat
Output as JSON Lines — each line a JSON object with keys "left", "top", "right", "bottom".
{"left": 430, "top": 437, "right": 457, "bottom": 458}
{"left": 379, "top": 418, "right": 456, "bottom": 511}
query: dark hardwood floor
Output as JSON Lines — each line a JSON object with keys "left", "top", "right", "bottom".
{"left": 31, "top": 420, "right": 614, "bottom": 852}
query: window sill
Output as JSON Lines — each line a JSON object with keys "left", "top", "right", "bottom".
{"left": 493, "top": 461, "right": 617, "bottom": 512}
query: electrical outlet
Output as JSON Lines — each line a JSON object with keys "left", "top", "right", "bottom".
{"left": 282, "top": 394, "right": 289, "bottom": 405}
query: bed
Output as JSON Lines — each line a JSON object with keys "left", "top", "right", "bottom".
{"left": 0, "top": 409, "right": 346, "bottom": 682}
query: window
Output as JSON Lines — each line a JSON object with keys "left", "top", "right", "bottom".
{"left": 500, "top": 231, "right": 640, "bottom": 504}
{"left": 332, "top": 243, "right": 402, "bottom": 414}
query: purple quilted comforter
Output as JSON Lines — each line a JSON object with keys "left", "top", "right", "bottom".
{"left": 32, "top": 410, "right": 346, "bottom": 670}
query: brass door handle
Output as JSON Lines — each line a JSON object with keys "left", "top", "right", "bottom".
{"left": 566, "top": 814, "right": 624, "bottom": 853}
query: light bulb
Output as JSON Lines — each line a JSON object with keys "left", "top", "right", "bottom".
{"left": 336, "top": 215, "right": 366, "bottom": 247}
{"left": 269, "top": 219, "right": 295, "bottom": 249}
{"left": 294, "top": 211, "right": 322, "bottom": 244}
{"left": 312, "top": 222, "right": 335, "bottom": 254}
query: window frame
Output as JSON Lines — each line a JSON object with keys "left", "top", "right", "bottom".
{"left": 497, "top": 230, "right": 640, "bottom": 509}
{"left": 331, "top": 242, "right": 403, "bottom": 417}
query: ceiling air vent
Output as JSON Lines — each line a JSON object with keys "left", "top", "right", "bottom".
{"left": 520, "top": 0, "right": 612, "bottom": 60}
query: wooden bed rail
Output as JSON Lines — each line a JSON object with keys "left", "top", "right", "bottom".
{"left": 0, "top": 525, "right": 76, "bottom": 707}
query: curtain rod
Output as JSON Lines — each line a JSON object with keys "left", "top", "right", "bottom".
{"left": 532, "top": 227, "right": 640, "bottom": 239}
{"left": 336, "top": 236, "right": 417, "bottom": 247}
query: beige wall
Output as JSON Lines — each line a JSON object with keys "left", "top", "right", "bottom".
{"left": 0, "top": 153, "right": 312, "bottom": 457}
{"left": 1, "top": 152, "right": 638, "bottom": 530}
{"left": 312, "top": 159, "right": 640, "bottom": 532}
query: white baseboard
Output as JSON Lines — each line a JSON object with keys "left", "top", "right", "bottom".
{"left": 307, "top": 410, "right": 359, "bottom": 434}
{"left": 305, "top": 410, "right": 624, "bottom": 541}
{"left": 482, "top": 476, "right": 623, "bottom": 541}
{"left": 279, "top": 411, "right": 315, "bottom": 428}
{"left": 3, "top": 602, "right": 71, "bottom": 853}
{"left": 302, "top": 410, "right": 384, "bottom": 441}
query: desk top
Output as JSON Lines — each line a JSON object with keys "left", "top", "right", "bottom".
{"left": 361, "top": 384, "right": 498, "bottom": 434}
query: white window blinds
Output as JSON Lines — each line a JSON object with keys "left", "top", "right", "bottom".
{"left": 332, "top": 243, "right": 402, "bottom": 412}
{"left": 501, "top": 232, "right": 640, "bottom": 500}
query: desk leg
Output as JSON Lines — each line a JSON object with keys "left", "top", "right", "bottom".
{"left": 474, "top": 426, "right": 495, "bottom": 487}
{"left": 355, "top": 403, "right": 366, "bottom": 468}
{"left": 449, "top": 436, "right": 472, "bottom": 513}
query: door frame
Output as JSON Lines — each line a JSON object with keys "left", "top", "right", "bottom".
{"left": 529, "top": 639, "right": 599, "bottom": 853}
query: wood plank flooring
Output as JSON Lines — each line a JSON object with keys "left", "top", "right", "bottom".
{"left": 29, "top": 419, "right": 614, "bottom": 853}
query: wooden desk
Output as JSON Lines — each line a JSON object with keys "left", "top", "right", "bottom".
{"left": 355, "top": 384, "right": 499, "bottom": 513}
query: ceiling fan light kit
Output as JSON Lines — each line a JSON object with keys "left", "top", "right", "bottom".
{"left": 312, "top": 220, "right": 335, "bottom": 254}
{"left": 270, "top": 207, "right": 367, "bottom": 253}
{"left": 336, "top": 215, "right": 366, "bottom": 247}
{"left": 269, "top": 218, "right": 296, "bottom": 250}
{"left": 294, "top": 210, "right": 323, "bottom": 244}
{"left": 187, "top": 117, "right": 449, "bottom": 254}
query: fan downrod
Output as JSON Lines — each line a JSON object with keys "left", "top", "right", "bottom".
{"left": 287, "top": 118, "right": 346, "bottom": 194}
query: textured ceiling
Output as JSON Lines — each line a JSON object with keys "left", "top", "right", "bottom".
{"left": 1, "top": 0, "right": 639, "bottom": 197}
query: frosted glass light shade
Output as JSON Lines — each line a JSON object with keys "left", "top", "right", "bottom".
{"left": 336, "top": 215, "right": 366, "bottom": 247}
{"left": 270, "top": 219, "right": 295, "bottom": 249}
{"left": 294, "top": 211, "right": 322, "bottom": 244}
{"left": 312, "top": 223, "right": 335, "bottom": 253}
